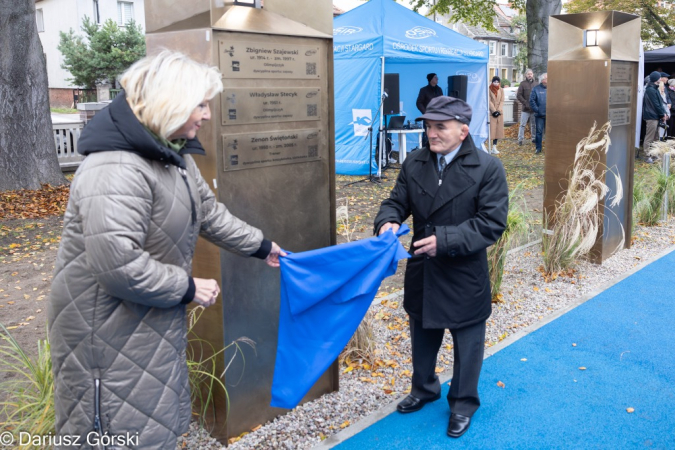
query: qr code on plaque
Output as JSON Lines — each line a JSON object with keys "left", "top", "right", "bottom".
{"left": 306, "top": 63, "right": 317, "bottom": 75}
{"left": 308, "top": 145, "right": 318, "bottom": 157}
{"left": 307, "top": 104, "right": 318, "bottom": 117}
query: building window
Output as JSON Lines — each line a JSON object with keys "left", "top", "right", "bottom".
{"left": 36, "top": 8, "right": 44, "bottom": 32}
{"left": 93, "top": 0, "right": 101, "bottom": 24}
{"left": 117, "top": 1, "right": 134, "bottom": 26}
{"left": 490, "top": 68, "right": 496, "bottom": 79}
{"left": 502, "top": 68, "right": 507, "bottom": 81}
{"left": 501, "top": 43, "right": 507, "bottom": 56}
{"left": 489, "top": 42, "right": 496, "bottom": 55}
{"left": 513, "top": 69, "right": 518, "bottom": 82}
{"left": 513, "top": 44, "right": 518, "bottom": 57}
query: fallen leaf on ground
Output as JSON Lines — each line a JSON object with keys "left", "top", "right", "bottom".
{"left": 497, "top": 381, "right": 505, "bottom": 388}
{"left": 626, "top": 407, "right": 635, "bottom": 413}
{"left": 340, "top": 421, "right": 350, "bottom": 429}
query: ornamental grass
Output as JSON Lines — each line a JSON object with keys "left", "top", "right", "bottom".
{"left": 542, "top": 122, "right": 623, "bottom": 275}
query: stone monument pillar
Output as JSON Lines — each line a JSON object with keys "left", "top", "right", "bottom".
{"left": 144, "top": 0, "right": 336, "bottom": 442}
{"left": 545, "top": 11, "right": 640, "bottom": 263}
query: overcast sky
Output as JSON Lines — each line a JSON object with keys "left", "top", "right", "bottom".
{"left": 333, "top": 0, "right": 426, "bottom": 14}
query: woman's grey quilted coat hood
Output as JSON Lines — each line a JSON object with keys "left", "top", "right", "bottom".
{"left": 48, "top": 94, "right": 267, "bottom": 449}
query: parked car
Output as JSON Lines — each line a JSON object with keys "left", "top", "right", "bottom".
{"left": 503, "top": 86, "right": 518, "bottom": 101}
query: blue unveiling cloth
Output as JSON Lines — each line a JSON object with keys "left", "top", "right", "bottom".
{"left": 270, "top": 224, "right": 411, "bottom": 409}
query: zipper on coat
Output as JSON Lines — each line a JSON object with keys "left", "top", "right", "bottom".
{"left": 93, "top": 378, "right": 107, "bottom": 450}
{"left": 177, "top": 167, "right": 197, "bottom": 225}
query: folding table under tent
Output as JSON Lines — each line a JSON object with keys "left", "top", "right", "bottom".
{"left": 333, "top": 0, "right": 489, "bottom": 176}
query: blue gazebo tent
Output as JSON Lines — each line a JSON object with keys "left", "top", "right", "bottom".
{"left": 333, "top": 0, "right": 490, "bottom": 175}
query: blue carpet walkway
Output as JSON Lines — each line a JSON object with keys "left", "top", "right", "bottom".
{"left": 333, "top": 249, "right": 675, "bottom": 449}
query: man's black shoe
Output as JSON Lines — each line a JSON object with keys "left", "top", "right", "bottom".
{"left": 447, "top": 413, "right": 471, "bottom": 438}
{"left": 396, "top": 393, "right": 441, "bottom": 413}
{"left": 535, "top": 149, "right": 542, "bottom": 154}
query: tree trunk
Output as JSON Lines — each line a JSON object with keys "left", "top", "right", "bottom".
{"left": 0, "top": 0, "right": 66, "bottom": 191}
{"left": 526, "top": 0, "right": 562, "bottom": 77}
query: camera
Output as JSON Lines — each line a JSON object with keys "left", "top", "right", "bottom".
{"left": 491, "top": 111, "right": 501, "bottom": 118}
{"left": 658, "top": 120, "right": 667, "bottom": 129}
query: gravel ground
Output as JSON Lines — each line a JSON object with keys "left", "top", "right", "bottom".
{"left": 177, "top": 221, "right": 675, "bottom": 450}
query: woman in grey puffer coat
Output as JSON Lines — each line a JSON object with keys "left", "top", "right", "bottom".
{"left": 48, "top": 52, "right": 284, "bottom": 449}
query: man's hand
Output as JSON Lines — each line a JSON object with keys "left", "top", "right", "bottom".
{"left": 193, "top": 278, "right": 220, "bottom": 307}
{"left": 265, "top": 241, "right": 287, "bottom": 268}
{"left": 413, "top": 235, "right": 437, "bottom": 257}
{"left": 378, "top": 222, "right": 400, "bottom": 236}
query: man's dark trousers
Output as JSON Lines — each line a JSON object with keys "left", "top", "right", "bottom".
{"left": 535, "top": 117, "right": 546, "bottom": 152}
{"left": 409, "top": 317, "right": 486, "bottom": 417}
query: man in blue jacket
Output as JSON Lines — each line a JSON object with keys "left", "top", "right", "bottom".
{"left": 643, "top": 71, "right": 668, "bottom": 157}
{"left": 529, "top": 73, "right": 547, "bottom": 154}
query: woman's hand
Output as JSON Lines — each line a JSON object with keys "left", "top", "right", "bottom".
{"left": 193, "top": 278, "right": 220, "bottom": 307}
{"left": 265, "top": 242, "right": 287, "bottom": 268}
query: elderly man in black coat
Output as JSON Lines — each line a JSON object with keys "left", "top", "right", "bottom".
{"left": 375, "top": 96, "right": 508, "bottom": 438}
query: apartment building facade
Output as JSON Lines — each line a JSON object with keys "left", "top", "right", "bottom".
{"left": 35, "top": 0, "right": 145, "bottom": 107}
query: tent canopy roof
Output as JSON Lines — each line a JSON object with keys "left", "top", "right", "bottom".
{"left": 333, "top": 0, "right": 488, "bottom": 64}
{"left": 644, "top": 45, "right": 675, "bottom": 64}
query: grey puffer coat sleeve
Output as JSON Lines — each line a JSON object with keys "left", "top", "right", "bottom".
{"left": 190, "top": 156, "right": 263, "bottom": 255}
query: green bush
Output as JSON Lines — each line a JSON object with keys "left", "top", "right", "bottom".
{"left": 501, "top": 79, "right": 511, "bottom": 87}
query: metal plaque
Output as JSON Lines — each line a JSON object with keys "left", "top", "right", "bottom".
{"left": 223, "top": 128, "right": 322, "bottom": 171}
{"left": 219, "top": 40, "right": 322, "bottom": 79}
{"left": 608, "top": 107, "right": 630, "bottom": 126}
{"left": 610, "top": 63, "right": 632, "bottom": 83}
{"left": 221, "top": 87, "right": 321, "bottom": 125}
{"left": 609, "top": 86, "right": 632, "bottom": 105}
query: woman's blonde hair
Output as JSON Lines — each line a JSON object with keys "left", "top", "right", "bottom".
{"left": 669, "top": 79, "right": 675, "bottom": 87}
{"left": 120, "top": 51, "right": 223, "bottom": 139}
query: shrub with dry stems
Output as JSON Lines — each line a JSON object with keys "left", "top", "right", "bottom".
{"left": 340, "top": 310, "right": 377, "bottom": 366}
{"left": 542, "top": 122, "right": 623, "bottom": 275}
{"left": 488, "top": 189, "right": 529, "bottom": 302}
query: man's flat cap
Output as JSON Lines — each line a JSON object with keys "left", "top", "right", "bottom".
{"left": 415, "top": 96, "right": 472, "bottom": 124}
{"left": 660, "top": 72, "right": 671, "bottom": 78}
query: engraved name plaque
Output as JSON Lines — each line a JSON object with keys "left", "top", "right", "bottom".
{"left": 219, "top": 41, "right": 322, "bottom": 79}
{"left": 610, "top": 63, "right": 632, "bottom": 83}
{"left": 609, "top": 86, "right": 632, "bottom": 105}
{"left": 223, "top": 129, "right": 322, "bottom": 171}
{"left": 608, "top": 107, "right": 630, "bottom": 126}
{"left": 222, "top": 88, "right": 321, "bottom": 125}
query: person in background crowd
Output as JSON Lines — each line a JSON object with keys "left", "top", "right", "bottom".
{"left": 48, "top": 51, "right": 285, "bottom": 449}
{"left": 417, "top": 73, "right": 444, "bottom": 114}
{"left": 417, "top": 73, "right": 444, "bottom": 148}
{"left": 375, "top": 96, "right": 508, "bottom": 440}
{"left": 643, "top": 71, "right": 668, "bottom": 162}
{"left": 658, "top": 81, "right": 671, "bottom": 142}
{"left": 529, "top": 73, "right": 548, "bottom": 155}
{"left": 667, "top": 79, "right": 675, "bottom": 138}
{"left": 488, "top": 76, "right": 504, "bottom": 155}
{"left": 516, "top": 69, "right": 537, "bottom": 146}
{"left": 660, "top": 72, "right": 670, "bottom": 85}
